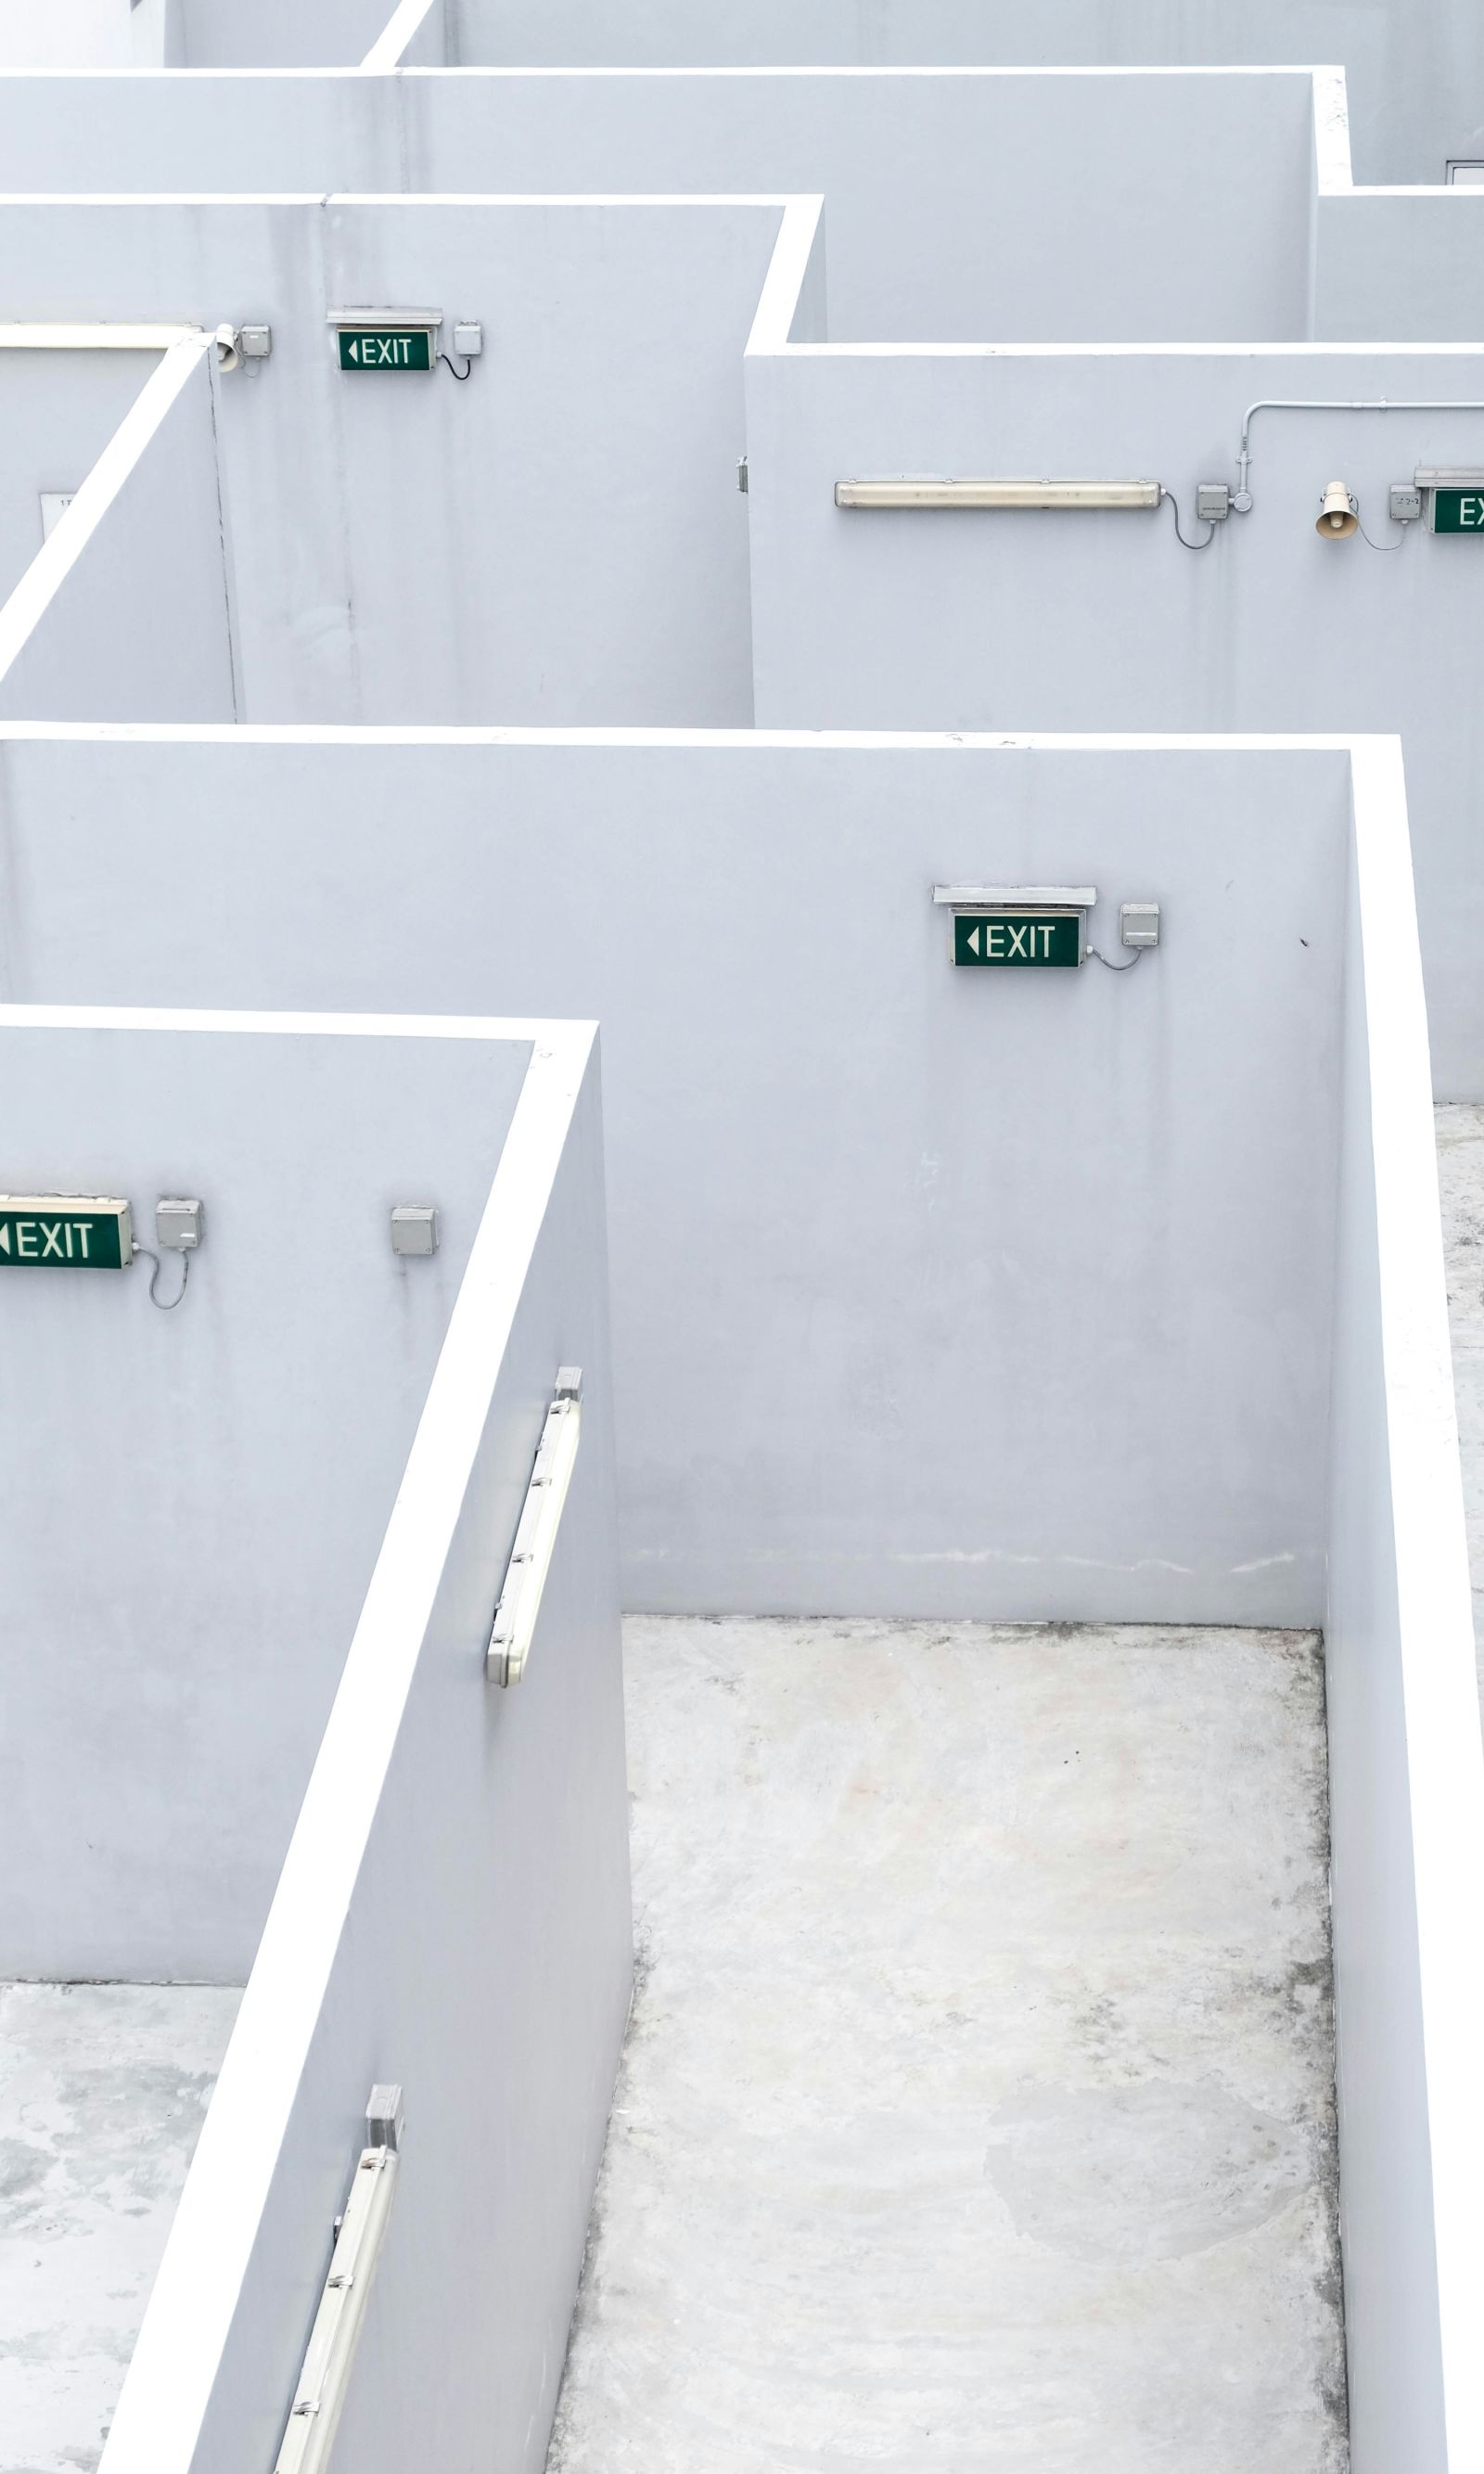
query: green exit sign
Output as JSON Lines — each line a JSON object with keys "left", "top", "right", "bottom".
{"left": 953, "top": 911, "right": 1082, "bottom": 968}
{"left": 337, "top": 327, "right": 434, "bottom": 373}
{"left": 1429, "top": 486, "right": 1484, "bottom": 532}
{"left": 0, "top": 1196, "right": 132, "bottom": 1269}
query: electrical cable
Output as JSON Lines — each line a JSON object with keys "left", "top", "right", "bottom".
{"left": 1357, "top": 517, "right": 1411, "bottom": 553}
{"left": 1086, "top": 945, "right": 1145, "bottom": 973}
{"left": 133, "top": 1244, "right": 191, "bottom": 1310}
{"left": 438, "top": 351, "right": 472, "bottom": 381}
{"left": 1159, "top": 486, "right": 1217, "bottom": 550}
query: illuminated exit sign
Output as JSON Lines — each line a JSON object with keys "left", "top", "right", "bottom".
{"left": 337, "top": 327, "right": 434, "bottom": 373}
{"left": 0, "top": 1196, "right": 133, "bottom": 1269}
{"left": 1428, "top": 486, "right": 1484, "bottom": 533}
{"left": 953, "top": 911, "right": 1082, "bottom": 968}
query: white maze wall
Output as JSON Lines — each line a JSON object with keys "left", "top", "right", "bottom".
{"left": 2, "top": 13, "right": 1484, "bottom": 2474}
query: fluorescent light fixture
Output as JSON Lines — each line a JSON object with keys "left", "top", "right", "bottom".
{"left": 0, "top": 323, "right": 204, "bottom": 351}
{"left": 932, "top": 884, "right": 1097, "bottom": 910}
{"left": 835, "top": 480, "right": 1160, "bottom": 511}
{"left": 487, "top": 1370, "right": 583, "bottom": 1687}
{"left": 274, "top": 2143, "right": 399, "bottom": 2474}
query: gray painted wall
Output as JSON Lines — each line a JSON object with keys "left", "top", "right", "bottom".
{"left": 0, "top": 348, "right": 236, "bottom": 725}
{"left": 0, "top": 730, "right": 1353, "bottom": 1626}
{"left": 445, "top": 0, "right": 1484, "bottom": 186}
{"left": 0, "top": 71, "right": 1315, "bottom": 344}
{"left": 1323, "top": 769, "right": 1484, "bottom": 2473}
{"left": 0, "top": 0, "right": 391, "bottom": 67}
{"left": 386, "top": 0, "right": 448, "bottom": 67}
{"left": 0, "top": 1016, "right": 530, "bottom": 1980}
{"left": 0, "top": 195, "right": 778, "bottom": 726}
{"left": 0, "top": 349, "right": 155, "bottom": 607}
{"left": 175, "top": 0, "right": 393, "bottom": 63}
{"left": 1315, "top": 186, "right": 1484, "bottom": 340}
{"left": 100, "top": 1028, "right": 632, "bottom": 2474}
{"left": 1325, "top": 854, "right": 1444, "bottom": 2472}
{"left": 744, "top": 339, "right": 1484, "bottom": 1095}
{"left": 0, "top": 0, "right": 172, "bottom": 65}
{"left": 2, "top": 0, "right": 1479, "bottom": 179}
{"left": 5, "top": 200, "right": 1484, "bottom": 1089}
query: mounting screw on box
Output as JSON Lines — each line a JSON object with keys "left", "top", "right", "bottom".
{"left": 156, "top": 1198, "right": 204, "bottom": 1250}
{"left": 1120, "top": 903, "right": 1161, "bottom": 949}
{"left": 390, "top": 1205, "right": 438, "bottom": 1258}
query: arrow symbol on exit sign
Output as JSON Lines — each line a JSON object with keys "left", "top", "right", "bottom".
{"left": 346, "top": 337, "right": 360, "bottom": 362}
{"left": 965, "top": 924, "right": 981, "bottom": 955}
{"left": 0, "top": 1226, "right": 8, "bottom": 1253}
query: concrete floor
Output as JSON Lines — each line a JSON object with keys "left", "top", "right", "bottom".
{"left": 547, "top": 1616, "right": 1346, "bottom": 2474}
{"left": 0, "top": 1980, "right": 240, "bottom": 2474}
{"left": 1436, "top": 1102, "right": 1484, "bottom": 1691}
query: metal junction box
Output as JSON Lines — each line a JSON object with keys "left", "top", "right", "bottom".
{"left": 156, "top": 1198, "right": 204, "bottom": 1250}
{"left": 390, "top": 1204, "right": 439, "bottom": 1257}
{"left": 1120, "top": 903, "right": 1161, "bottom": 949}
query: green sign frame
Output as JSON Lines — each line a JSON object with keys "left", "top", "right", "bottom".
{"left": 953, "top": 911, "right": 1083, "bottom": 968}
{"left": 337, "top": 327, "right": 435, "bottom": 374}
{"left": 1428, "top": 486, "right": 1484, "bottom": 534}
{"left": 0, "top": 1196, "right": 133, "bottom": 1269}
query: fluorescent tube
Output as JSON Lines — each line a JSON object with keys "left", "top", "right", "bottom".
{"left": 835, "top": 479, "right": 1160, "bottom": 511}
{"left": 487, "top": 1374, "right": 583, "bottom": 1687}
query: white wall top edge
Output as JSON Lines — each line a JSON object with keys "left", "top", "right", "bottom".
{"left": 743, "top": 188, "right": 1484, "bottom": 353}
{"left": 1348, "top": 737, "right": 1484, "bottom": 2455}
{"left": 0, "top": 189, "right": 813, "bottom": 209}
{"left": 0, "top": 724, "right": 1390, "bottom": 753}
{"left": 766, "top": 339, "right": 1484, "bottom": 358}
{"left": 1311, "top": 61, "right": 1353, "bottom": 193}
{"left": 0, "top": 337, "right": 209, "bottom": 691}
{"left": 0, "top": 62, "right": 1337, "bottom": 82}
{"left": 1342, "top": 186, "right": 1484, "bottom": 199}
{"left": 0, "top": 724, "right": 1397, "bottom": 759}
{"left": 399, "top": 62, "right": 1337, "bottom": 79}
{"left": 0, "top": 1002, "right": 595, "bottom": 1047}
{"left": 0, "top": 71, "right": 1474, "bottom": 201}
{"left": 360, "top": 0, "right": 436, "bottom": 71}
{"left": 0, "top": 324, "right": 199, "bottom": 349}
{"left": 747, "top": 190, "right": 825, "bottom": 354}
{"left": 98, "top": 1026, "right": 598, "bottom": 2474}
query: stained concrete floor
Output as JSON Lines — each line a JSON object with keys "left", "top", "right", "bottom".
{"left": 0, "top": 1980, "right": 240, "bottom": 2474}
{"left": 1436, "top": 1102, "right": 1484, "bottom": 1693}
{"left": 547, "top": 1616, "right": 1346, "bottom": 2474}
